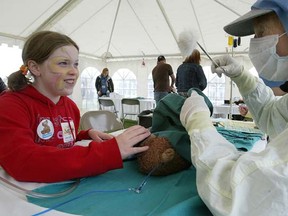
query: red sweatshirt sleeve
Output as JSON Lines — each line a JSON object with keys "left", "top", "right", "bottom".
{"left": 2, "top": 137, "right": 123, "bottom": 183}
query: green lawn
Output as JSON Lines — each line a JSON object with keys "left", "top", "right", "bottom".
{"left": 122, "top": 119, "right": 138, "bottom": 128}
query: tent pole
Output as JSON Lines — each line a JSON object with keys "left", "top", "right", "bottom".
{"left": 156, "top": 0, "right": 179, "bottom": 50}
{"left": 105, "top": 0, "right": 122, "bottom": 60}
{"left": 228, "top": 47, "right": 234, "bottom": 120}
{"left": 34, "top": 0, "right": 83, "bottom": 32}
{"left": 213, "top": 0, "right": 241, "bottom": 16}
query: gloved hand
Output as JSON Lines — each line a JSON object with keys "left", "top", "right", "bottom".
{"left": 211, "top": 55, "right": 244, "bottom": 78}
{"left": 180, "top": 91, "right": 210, "bottom": 127}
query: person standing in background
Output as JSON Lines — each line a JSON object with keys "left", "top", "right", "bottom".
{"left": 0, "top": 77, "right": 7, "bottom": 93}
{"left": 176, "top": 49, "right": 207, "bottom": 97}
{"left": 95, "top": 68, "right": 114, "bottom": 97}
{"left": 152, "top": 55, "right": 176, "bottom": 103}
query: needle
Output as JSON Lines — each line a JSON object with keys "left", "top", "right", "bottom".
{"left": 197, "top": 42, "right": 220, "bottom": 68}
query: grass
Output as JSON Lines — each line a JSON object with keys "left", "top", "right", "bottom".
{"left": 122, "top": 119, "right": 138, "bottom": 128}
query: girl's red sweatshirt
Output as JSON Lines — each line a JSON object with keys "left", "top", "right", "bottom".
{"left": 0, "top": 85, "right": 123, "bottom": 182}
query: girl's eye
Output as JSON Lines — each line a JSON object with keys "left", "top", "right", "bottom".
{"left": 74, "top": 62, "right": 79, "bottom": 68}
{"left": 58, "top": 61, "right": 68, "bottom": 66}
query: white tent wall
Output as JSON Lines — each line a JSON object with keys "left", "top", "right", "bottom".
{"left": 102, "top": 56, "right": 184, "bottom": 96}
{"left": 72, "top": 56, "right": 186, "bottom": 112}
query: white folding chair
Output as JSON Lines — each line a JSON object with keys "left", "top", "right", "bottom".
{"left": 98, "top": 98, "right": 119, "bottom": 117}
{"left": 121, "top": 98, "right": 140, "bottom": 125}
{"left": 80, "top": 110, "right": 124, "bottom": 132}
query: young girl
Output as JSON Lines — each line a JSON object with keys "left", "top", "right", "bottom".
{"left": 0, "top": 31, "right": 150, "bottom": 183}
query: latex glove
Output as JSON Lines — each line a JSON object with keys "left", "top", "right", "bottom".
{"left": 180, "top": 91, "right": 210, "bottom": 127}
{"left": 211, "top": 55, "right": 244, "bottom": 78}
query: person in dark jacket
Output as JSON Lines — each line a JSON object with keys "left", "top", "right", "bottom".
{"left": 0, "top": 77, "right": 7, "bottom": 93}
{"left": 95, "top": 68, "right": 114, "bottom": 97}
{"left": 176, "top": 49, "right": 207, "bottom": 97}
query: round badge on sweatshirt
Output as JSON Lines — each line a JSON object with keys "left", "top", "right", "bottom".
{"left": 37, "top": 119, "right": 54, "bottom": 140}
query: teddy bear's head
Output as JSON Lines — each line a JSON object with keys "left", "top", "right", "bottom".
{"left": 137, "top": 134, "right": 191, "bottom": 176}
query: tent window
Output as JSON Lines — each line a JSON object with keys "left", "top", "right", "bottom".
{"left": 147, "top": 66, "right": 225, "bottom": 104}
{"left": 203, "top": 66, "right": 225, "bottom": 105}
{"left": 147, "top": 73, "right": 153, "bottom": 98}
{"left": 112, "top": 69, "right": 137, "bottom": 97}
{"left": 81, "top": 67, "right": 100, "bottom": 111}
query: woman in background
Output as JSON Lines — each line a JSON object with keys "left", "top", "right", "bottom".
{"left": 95, "top": 68, "right": 114, "bottom": 97}
{"left": 176, "top": 49, "right": 207, "bottom": 97}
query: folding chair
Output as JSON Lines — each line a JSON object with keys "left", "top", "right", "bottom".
{"left": 80, "top": 110, "right": 124, "bottom": 132}
{"left": 98, "top": 98, "right": 119, "bottom": 117}
{"left": 121, "top": 98, "right": 140, "bottom": 125}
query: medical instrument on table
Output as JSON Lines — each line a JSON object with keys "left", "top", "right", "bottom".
{"left": 0, "top": 160, "right": 160, "bottom": 200}
{"left": 33, "top": 164, "right": 162, "bottom": 215}
{"left": 130, "top": 163, "right": 161, "bottom": 194}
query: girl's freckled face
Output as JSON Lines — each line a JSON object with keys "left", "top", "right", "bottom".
{"left": 33, "top": 45, "right": 79, "bottom": 102}
{"left": 48, "top": 56, "right": 72, "bottom": 90}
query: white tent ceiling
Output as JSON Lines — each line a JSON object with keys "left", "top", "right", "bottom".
{"left": 0, "top": 0, "right": 256, "bottom": 61}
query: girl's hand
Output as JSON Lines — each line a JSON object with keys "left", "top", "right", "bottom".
{"left": 115, "top": 125, "right": 151, "bottom": 159}
{"left": 88, "top": 129, "right": 114, "bottom": 142}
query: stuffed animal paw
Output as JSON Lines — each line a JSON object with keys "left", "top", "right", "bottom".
{"left": 137, "top": 134, "right": 191, "bottom": 176}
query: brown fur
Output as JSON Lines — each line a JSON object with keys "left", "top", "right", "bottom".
{"left": 137, "top": 134, "right": 191, "bottom": 176}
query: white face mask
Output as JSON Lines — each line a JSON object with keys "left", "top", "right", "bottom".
{"left": 248, "top": 33, "right": 288, "bottom": 81}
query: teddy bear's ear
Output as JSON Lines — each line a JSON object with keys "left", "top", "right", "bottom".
{"left": 161, "top": 148, "right": 175, "bottom": 163}
{"left": 136, "top": 136, "right": 191, "bottom": 176}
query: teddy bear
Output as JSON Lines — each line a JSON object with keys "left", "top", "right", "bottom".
{"left": 137, "top": 134, "right": 192, "bottom": 176}
{"left": 136, "top": 88, "right": 214, "bottom": 176}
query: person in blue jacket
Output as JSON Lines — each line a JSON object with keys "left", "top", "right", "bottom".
{"left": 95, "top": 68, "right": 114, "bottom": 97}
{"left": 176, "top": 49, "right": 207, "bottom": 98}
